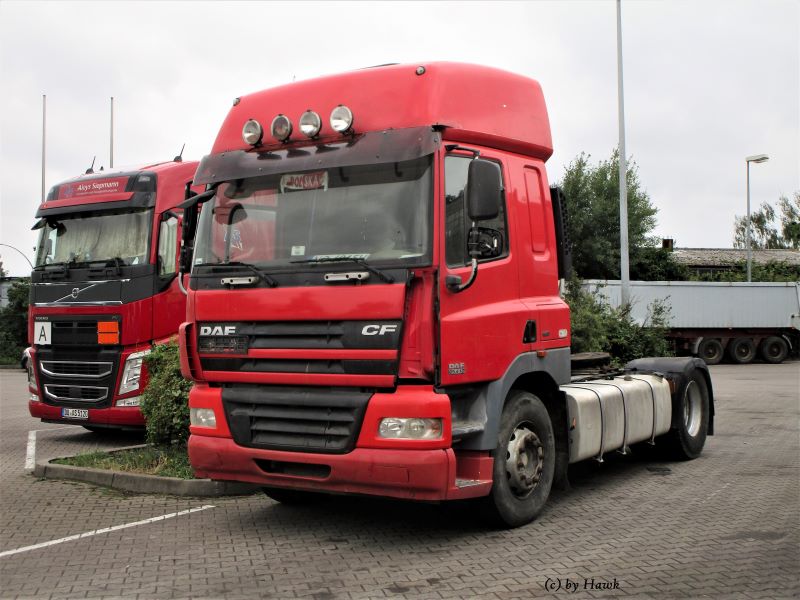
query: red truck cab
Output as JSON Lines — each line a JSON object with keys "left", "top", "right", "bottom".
{"left": 182, "top": 63, "right": 712, "bottom": 527}
{"left": 28, "top": 159, "right": 200, "bottom": 430}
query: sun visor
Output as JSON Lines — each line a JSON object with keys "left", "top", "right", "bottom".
{"left": 193, "top": 126, "right": 441, "bottom": 186}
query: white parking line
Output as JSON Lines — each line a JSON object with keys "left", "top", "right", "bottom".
{"left": 0, "top": 505, "right": 215, "bottom": 559}
{"left": 24, "top": 426, "right": 75, "bottom": 472}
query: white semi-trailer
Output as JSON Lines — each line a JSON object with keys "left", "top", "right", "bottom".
{"left": 584, "top": 280, "right": 800, "bottom": 364}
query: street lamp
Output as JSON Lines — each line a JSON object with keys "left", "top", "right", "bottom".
{"left": 745, "top": 154, "right": 769, "bottom": 282}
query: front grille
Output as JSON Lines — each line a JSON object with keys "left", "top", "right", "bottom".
{"left": 44, "top": 384, "right": 108, "bottom": 402}
{"left": 222, "top": 385, "right": 371, "bottom": 454}
{"left": 201, "top": 358, "right": 396, "bottom": 375}
{"left": 40, "top": 360, "right": 113, "bottom": 379}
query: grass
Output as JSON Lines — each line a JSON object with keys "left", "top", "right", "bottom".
{"left": 54, "top": 445, "right": 195, "bottom": 479}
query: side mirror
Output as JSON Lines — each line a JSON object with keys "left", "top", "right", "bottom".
{"left": 466, "top": 159, "right": 502, "bottom": 221}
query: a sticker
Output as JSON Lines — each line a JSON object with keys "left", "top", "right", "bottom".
{"left": 280, "top": 171, "right": 328, "bottom": 193}
{"left": 291, "top": 245, "right": 306, "bottom": 256}
{"left": 34, "top": 321, "right": 52, "bottom": 345}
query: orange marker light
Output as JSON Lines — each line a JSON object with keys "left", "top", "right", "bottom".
{"left": 97, "top": 321, "right": 120, "bottom": 345}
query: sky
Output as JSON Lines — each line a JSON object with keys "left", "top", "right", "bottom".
{"left": 0, "top": 0, "right": 797, "bottom": 277}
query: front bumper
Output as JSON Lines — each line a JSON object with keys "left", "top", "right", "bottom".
{"left": 190, "top": 435, "right": 458, "bottom": 501}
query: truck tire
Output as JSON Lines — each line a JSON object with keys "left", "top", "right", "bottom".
{"left": 727, "top": 337, "right": 756, "bottom": 364}
{"left": 759, "top": 336, "right": 789, "bottom": 364}
{"left": 479, "top": 390, "right": 555, "bottom": 528}
{"left": 698, "top": 338, "right": 724, "bottom": 365}
{"left": 263, "top": 488, "right": 322, "bottom": 505}
{"left": 663, "top": 370, "right": 710, "bottom": 460}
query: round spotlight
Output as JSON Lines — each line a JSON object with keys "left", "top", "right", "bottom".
{"left": 330, "top": 105, "right": 354, "bottom": 134}
{"left": 242, "top": 119, "right": 263, "bottom": 145}
{"left": 270, "top": 114, "right": 293, "bottom": 142}
{"left": 299, "top": 110, "right": 322, "bottom": 137}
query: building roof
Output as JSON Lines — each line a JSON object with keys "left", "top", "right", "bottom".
{"left": 672, "top": 248, "right": 800, "bottom": 267}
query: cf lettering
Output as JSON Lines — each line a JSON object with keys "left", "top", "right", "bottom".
{"left": 361, "top": 325, "right": 398, "bottom": 336}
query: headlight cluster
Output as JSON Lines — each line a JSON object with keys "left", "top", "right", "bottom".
{"left": 378, "top": 417, "right": 442, "bottom": 440}
{"left": 118, "top": 349, "right": 150, "bottom": 395}
{"left": 241, "top": 105, "right": 354, "bottom": 145}
{"left": 190, "top": 408, "right": 217, "bottom": 428}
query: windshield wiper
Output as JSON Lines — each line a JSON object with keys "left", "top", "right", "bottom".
{"left": 290, "top": 256, "right": 395, "bottom": 284}
{"left": 213, "top": 261, "right": 278, "bottom": 288}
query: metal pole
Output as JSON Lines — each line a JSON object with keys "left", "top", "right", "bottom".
{"left": 746, "top": 160, "right": 752, "bottom": 282}
{"left": 0, "top": 243, "right": 34, "bottom": 270}
{"left": 110, "top": 96, "right": 114, "bottom": 168}
{"left": 616, "top": 0, "right": 630, "bottom": 305}
{"left": 41, "top": 94, "right": 46, "bottom": 201}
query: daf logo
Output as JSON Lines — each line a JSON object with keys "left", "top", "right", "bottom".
{"left": 71, "top": 288, "right": 80, "bottom": 299}
{"left": 200, "top": 325, "right": 237, "bottom": 336}
{"left": 361, "top": 324, "right": 398, "bottom": 336}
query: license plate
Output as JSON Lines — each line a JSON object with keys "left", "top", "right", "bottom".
{"left": 62, "top": 408, "right": 89, "bottom": 420}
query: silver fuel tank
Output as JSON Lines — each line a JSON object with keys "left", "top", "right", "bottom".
{"left": 561, "top": 374, "right": 672, "bottom": 463}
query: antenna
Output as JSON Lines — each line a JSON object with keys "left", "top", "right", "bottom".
{"left": 41, "top": 95, "right": 46, "bottom": 201}
{"left": 86, "top": 156, "right": 96, "bottom": 174}
{"left": 110, "top": 97, "right": 114, "bottom": 168}
{"left": 174, "top": 143, "right": 185, "bottom": 162}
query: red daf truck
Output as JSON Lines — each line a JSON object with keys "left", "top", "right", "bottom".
{"left": 180, "top": 63, "right": 714, "bottom": 527}
{"left": 27, "top": 159, "right": 200, "bottom": 431}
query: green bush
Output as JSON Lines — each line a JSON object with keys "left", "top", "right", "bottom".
{"left": 140, "top": 342, "right": 192, "bottom": 446}
{"left": 0, "top": 279, "right": 30, "bottom": 364}
{"left": 565, "top": 278, "right": 673, "bottom": 364}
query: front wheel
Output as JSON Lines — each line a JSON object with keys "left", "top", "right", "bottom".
{"left": 478, "top": 390, "right": 555, "bottom": 528}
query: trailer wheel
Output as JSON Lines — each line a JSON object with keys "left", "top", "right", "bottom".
{"left": 698, "top": 338, "right": 724, "bottom": 365}
{"left": 479, "top": 390, "right": 555, "bottom": 528}
{"left": 263, "top": 488, "right": 322, "bottom": 505}
{"left": 727, "top": 337, "right": 756, "bottom": 364}
{"left": 664, "top": 370, "right": 709, "bottom": 460}
{"left": 759, "top": 336, "right": 789, "bottom": 364}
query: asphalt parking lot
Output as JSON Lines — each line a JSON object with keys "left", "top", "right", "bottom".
{"left": 0, "top": 363, "right": 798, "bottom": 599}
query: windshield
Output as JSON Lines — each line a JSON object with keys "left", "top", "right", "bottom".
{"left": 35, "top": 208, "right": 152, "bottom": 267}
{"left": 192, "top": 155, "right": 432, "bottom": 269}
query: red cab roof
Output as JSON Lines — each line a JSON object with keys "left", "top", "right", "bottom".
{"left": 211, "top": 62, "right": 552, "bottom": 160}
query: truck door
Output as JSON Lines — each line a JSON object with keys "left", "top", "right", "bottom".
{"left": 437, "top": 150, "right": 530, "bottom": 387}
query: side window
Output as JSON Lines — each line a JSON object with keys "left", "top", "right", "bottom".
{"left": 444, "top": 154, "right": 508, "bottom": 267}
{"left": 158, "top": 216, "right": 178, "bottom": 276}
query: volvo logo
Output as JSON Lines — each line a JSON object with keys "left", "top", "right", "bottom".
{"left": 71, "top": 288, "right": 80, "bottom": 299}
{"left": 361, "top": 324, "right": 398, "bottom": 336}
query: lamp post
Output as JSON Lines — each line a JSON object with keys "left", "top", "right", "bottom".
{"left": 745, "top": 154, "right": 769, "bottom": 282}
{"left": 0, "top": 243, "right": 34, "bottom": 271}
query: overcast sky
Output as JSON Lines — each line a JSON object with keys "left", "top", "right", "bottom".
{"left": 0, "top": 0, "right": 797, "bottom": 276}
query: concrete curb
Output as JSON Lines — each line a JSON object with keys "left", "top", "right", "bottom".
{"left": 33, "top": 445, "right": 260, "bottom": 497}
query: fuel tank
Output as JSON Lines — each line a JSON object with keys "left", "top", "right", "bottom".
{"left": 561, "top": 374, "right": 672, "bottom": 463}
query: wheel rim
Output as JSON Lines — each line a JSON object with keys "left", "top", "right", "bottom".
{"left": 766, "top": 341, "right": 782, "bottom": 359}
{"left": 735, "top": 343, "right": 752, "bottom": 360}
{"left": 505, "top": 424, "right": 544, "bottom": 498}
{"left": 683, "top": 380, "right": 702, "bottom": 437}
{"left": 702, "top": 341, "right": 720, "bottom": 361}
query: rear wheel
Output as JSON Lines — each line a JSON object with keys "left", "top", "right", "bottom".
{"left": 478, "top": 390, "right": 555, "bottom": 528}
{"left": 727, "top": 337, "right": 756, "bottom": 364}
{"left": 697, "top": 338, "right": 724, "bottom": 365}
{"left": 759, "top": 336, "right": 789, "bottom": 364}
{"left": 663, "top": 370, "right": 710, "bottom": 460}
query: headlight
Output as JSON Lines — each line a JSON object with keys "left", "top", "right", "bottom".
{"left": 270, "top": 114, "right": 293, "bottom": 142}
{"left": 30, "top": 393, "right": 40, "bottom": 403}
{"left": 27, "top": 361, "right": 37, "bottom": 391}
{"left": 378, "top": 417, "right": 442, "bottom": 440}
{"left": 190, "top": 408, "right": 217, "bottom": 428}
{"left": 299, "top": 110, "right": 321, "bottom": 137}
{"left": 330, "top": 105, "right": 354, "bottom": 134}
{"left": 118, "top": 349, "right": 150, "bottom": 395}
{"left": 116, "top": 395, "right": 141, "bottom": 407}
{"left": 242, "top": 119, "right": 263, "bottom": 145}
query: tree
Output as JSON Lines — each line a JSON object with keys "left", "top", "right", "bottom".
{"left": 0, "top": 279, "right": 30, "bottom": 363}
{"left": 733, "top": 191, "right": 800, "bottom": 250}
{"left": 559, "top": 149, "right": 673, "bottom": 280}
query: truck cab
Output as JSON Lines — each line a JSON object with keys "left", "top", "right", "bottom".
{"left": 182, "top": 63, "right": 712, "bottom": 527}
{"left": 28, "top": 159, "right": 200, "bottom": 430}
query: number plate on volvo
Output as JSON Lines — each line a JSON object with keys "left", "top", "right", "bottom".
{"left": 61, "top": 408, "right": 88, "bottom": 420}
